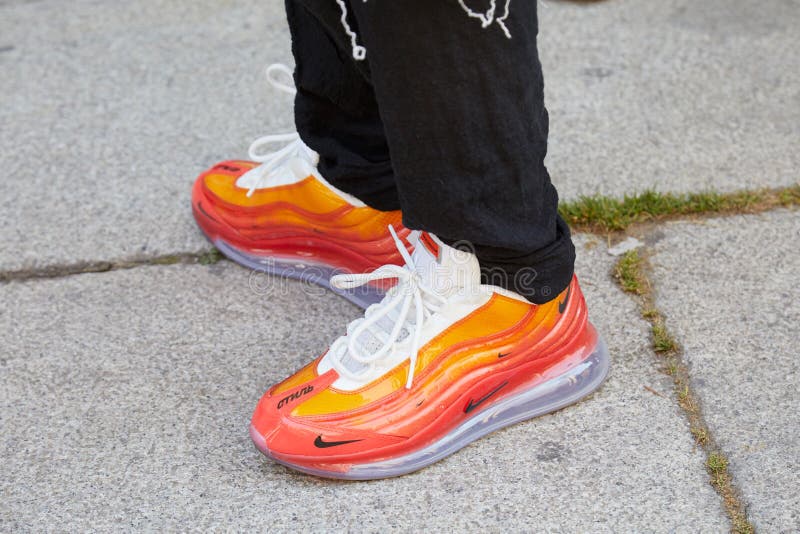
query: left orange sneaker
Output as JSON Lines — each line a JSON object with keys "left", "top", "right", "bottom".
{"left": 191, "top": 135, "right": 408, "bottom": 308}
{"left": 192, "top": 65, "right": 408, "bottom": 308}
{"left": 250, "top": 229, "right": 610, "bottom": 479}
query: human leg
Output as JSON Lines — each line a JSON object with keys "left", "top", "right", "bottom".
{"left": 343, "top": 0, "right": 575, "bottom": 303}
{"left": 250, "top": 1, "right": 608, "bottom": 479}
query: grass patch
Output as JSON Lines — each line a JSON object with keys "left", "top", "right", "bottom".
{"left": 612, "top": 248, "right": 754, "bottom": 533}
{"left": 641, "top": 308, "right": 659, "bottom": 320}
{"left": 149, "top": 255, "right": 183, "bottom": 266}
{"left": 652, "top": 323, "right": 678, "bottom": 353}
{"left": 691, "top": 427, "right": 710, "bottom": 447}
{"left": 778, "top": 185, "right": 800, "bottom": 205}
{"left": 707, "top": 453, "right": 753, "bottom": 534}
{"left": 560, "top": 184, "right": 800, "bottom": 232}
{"left": 707, "top": 453, "right": 729, "bottom": 481}
{"left": 613, "top": 250, "right": 647, "bottom": 295}
{"left": 198, "top": 247, "right": 224, "bottom": 266}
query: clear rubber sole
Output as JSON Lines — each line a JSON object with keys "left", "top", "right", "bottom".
{"left": 214, "top": 239, "right": 385, "bottom": 309}
{"left": 251, "top": 337, "right": 610, "bottom": 480}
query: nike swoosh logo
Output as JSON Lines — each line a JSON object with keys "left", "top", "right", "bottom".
{"left": 464, "top": 381, "right": 509, "bottom": 414}
{"left": 313, "top": 435, "right": 363, "bottom": 449}
{"left": 498, "top": 352, "right": 511, "bottom": 359}
{"left": 558, "top": 284, "right": 572, "bottom": 314}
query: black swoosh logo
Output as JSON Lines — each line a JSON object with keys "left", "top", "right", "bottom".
{"left": 464, "top": 381, "right": 509, "bottom": 414}
{"left": 313, "top": 435, "right": 363, "bottom": 449}
{"left": 498, "top": 352, "right": 511, "bottom": 359}
{"left": 558, "top": 284, "right": 572, "bottom": 314}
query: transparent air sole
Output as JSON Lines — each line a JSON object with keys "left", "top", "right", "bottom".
{"left": 215, "top": 239, "right": 385, "bottom": 309}
{"left": 252, "top": 337, "right": 610, "bottom": 480}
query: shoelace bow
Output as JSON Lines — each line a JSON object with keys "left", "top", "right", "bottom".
{"left": 329, "top": 227, "right": 447, "bottom": 389}
{"left": 242, "top": 63, "right": 317, "bottom": 197}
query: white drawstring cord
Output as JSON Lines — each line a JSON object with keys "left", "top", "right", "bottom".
{"left": 495, "top": 0, "right": 512, "bottom": 38}
{"left": 336, "top": 0, "right": 367, "bottom": 60}
{"left": 335, "top": 0, "right": 510, "bottom": 62}
{"left": 459, "top": 0, "right": 497, "bottom": 27}
{"left": 330, "top": 227, "right": 445, "bottom": 389}
{"left": 457, "top": 0, "right": 513, "bottom": 39}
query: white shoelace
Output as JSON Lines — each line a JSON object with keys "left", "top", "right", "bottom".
{"left": 242, "top": 63, "right": 317, "bottom": 197}
{"left": 329, "top": 228, "right": 447, "bottom": 389}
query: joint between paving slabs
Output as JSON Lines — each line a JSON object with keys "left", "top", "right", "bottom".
{"left": 0, "top": 248, "right": 224, "bottom": 284}
{"left": 561, "top": 183, "right": 799, "bottom": 234}
{"left": 611, "top": 237, "right": 755, "bottom": 534}
{"left": 1, "top": 184, "right": 796, "bottom": 285}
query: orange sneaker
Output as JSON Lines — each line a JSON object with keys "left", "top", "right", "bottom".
{"left": 192, "top": 65, "right": 408, "bottom": 308}
{"left": 250, "top": 230, "right": 609, "bottom": 479}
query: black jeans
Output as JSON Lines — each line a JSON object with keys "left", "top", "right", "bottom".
{"left": 285, "top": 0, "right": 575, "bottom": 304}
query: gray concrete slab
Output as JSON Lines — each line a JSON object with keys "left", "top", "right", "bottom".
{"left": 541, "top": 0, "right": 800, "bottom": 199}
{"left": 650, "top": 210, "right": 800, "bottom": 532}
{"left": 0, "top": 0, "right": 293, "bottom": 272}
{"left": 2, "top": 0, "right": 799, "bottom": 273}
{"left": 1, "top": 238, "right": 726, "bottom": 531}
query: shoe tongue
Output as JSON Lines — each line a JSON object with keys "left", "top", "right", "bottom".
{"left": 321, "top": 232, "right": 482, "bottom": 389}
{"left": 409, "top": 232, "right": 481, "bottom": 296}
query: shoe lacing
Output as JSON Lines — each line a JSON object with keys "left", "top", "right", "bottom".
{"left": 329, "top": 227, "right": 447, "bottom": 389}
{"left": 241, "top": 63, "right": 318, "bottom": 197}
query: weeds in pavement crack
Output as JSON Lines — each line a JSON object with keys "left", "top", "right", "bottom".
{"left": 198, "top": 248, "right": 224, "bottom": 266}
{"left": 0, "top": 248, "right": 224, "bottom": 284}
{"left": 613, "top": 248, "right": 754, "bottom": 534}
{"left": 4, "top": 185, "right": 799, "bottom": 284}
{"left": 562, "top": 183, "right": 799, "bottom": 233}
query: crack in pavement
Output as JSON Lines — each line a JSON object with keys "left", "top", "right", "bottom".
{"left": 0, "top": 250, "right": 224, "bottom": 284}
{"left": 611, "top": 235, "right": 755, "bottom": 534}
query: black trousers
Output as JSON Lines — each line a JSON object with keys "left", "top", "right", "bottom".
{"left": 285, "top": 0, "right": 575, "bottom": 304}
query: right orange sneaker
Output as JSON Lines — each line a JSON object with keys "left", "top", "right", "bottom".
{"left": 250, "top": 230, "right": 610, "bottom": 479}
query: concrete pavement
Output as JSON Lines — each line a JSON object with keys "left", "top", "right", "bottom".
{"left": 1, "top": 0, "right": 798, "bottom": 531}
{"left": 0, "top": 238, "right": 727, "bottom": 531}
{"left": 2, "top": 0, "right": 798, "bottom": 272}
{"left": 651, "top": 211, "right": 800, "bottom": 532}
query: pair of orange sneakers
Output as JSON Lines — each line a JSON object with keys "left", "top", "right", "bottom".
{"left": 191, "top": 66, "right": 609, "bottom": 480}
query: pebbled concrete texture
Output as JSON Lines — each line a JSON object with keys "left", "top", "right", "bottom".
{"left": 541, "top": 0, "right": 800, "bottom": 199}
{"left": 0, "top": 0, "right": 293, "bottom": 272}
{"left": 650, "top": 210, "right": 800, "bottom": 532}
{"left": 2, "top": 0, "right": 799, "bottom": 273}
{"left": 0, "top": 238, "right": 728, "bottom": 532}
